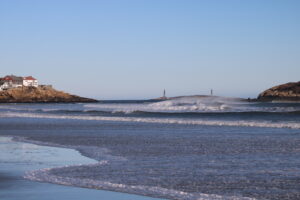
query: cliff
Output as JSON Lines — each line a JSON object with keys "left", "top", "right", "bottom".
{"left": 0, "top": 86, "right": 98, "bottom": 103}
{"left": 257, "top": 81, "right": 300, "bottom": 101}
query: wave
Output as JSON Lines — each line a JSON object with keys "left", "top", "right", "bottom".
{"left": 24, "top": 166, "right": 254, "bottom": 200}
{"left": 85, "top": 96, "right": 300, "bottom": 114}
{"left": 2, "top": 112, "right": 300, "bottom": 129}
{"left": 15, "top": 136, "right": 255, "bottom": 200}
{"left": 2, "top": 107, "right": 300, "bottom": 118}
{"left": 0, "top": 96, "right": 299, "bottom": 115}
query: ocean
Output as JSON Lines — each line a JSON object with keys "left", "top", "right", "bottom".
{"left": 0, "top": 96, "right": 299, "bottom": 200}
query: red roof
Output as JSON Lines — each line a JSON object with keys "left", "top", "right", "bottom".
{"left": 3, "top": 76, "right": 13, "bottom": 81}
{"left": 1, "top": 75, "right": 37, "bottom": 81}
{"left": 23, "top": 76, "right": 36, "bottom": 80}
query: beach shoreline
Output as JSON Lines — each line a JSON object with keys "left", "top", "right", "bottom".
{"left": 0, "top": 136, "right": 162, "bottom": 200}
{"left": 10, "top": 136, "right": 235, "bottom": 200}
{"left": 0, "top": 100, "right": 299, "bottom": 200}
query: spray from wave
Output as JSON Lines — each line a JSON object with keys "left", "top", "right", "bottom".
{"left": 84, "top": 96, "right": 300, "bottom": 113}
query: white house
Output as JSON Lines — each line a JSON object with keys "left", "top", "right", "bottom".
{"left": 0, "top": 82, "right": 10, "bottom": 91}
{"left": 0, "top": 75, "right": 38, "bottom": 91}
{"left": 23, "top": 76, "right": 38, "bottom": 87}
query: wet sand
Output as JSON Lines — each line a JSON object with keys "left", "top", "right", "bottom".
{"left": 0, "top": 137, "right": 162, "bottom": 200}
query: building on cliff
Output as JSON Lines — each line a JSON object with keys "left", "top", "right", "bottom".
{"left": 0, "top": 75, "right": 38, "bottom": 91}
{"left": 23, "top": 76, "right": 38, "bottom": 87}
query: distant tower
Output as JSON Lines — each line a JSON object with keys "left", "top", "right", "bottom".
{"left": 210, "top": 89, "right": 213, "bottom": 96}
{"left": 163, "top": 89, "right": 166, "bottom": 98}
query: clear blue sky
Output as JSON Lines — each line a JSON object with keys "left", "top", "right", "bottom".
{"left": 1, "top": 0, "right": 299, "bottom": 99}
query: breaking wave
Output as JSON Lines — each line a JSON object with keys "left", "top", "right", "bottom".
{"left": 0, "top": 96, "right": 299, "bottom": 129}
{"left": 84, "top": 96, "right": 300, "bottom": 113}
{"left": 2, "top": 112, "right": 300, "bottom": 129}
{"left": 0, "top": 96, "right": 299, "bottom": 115}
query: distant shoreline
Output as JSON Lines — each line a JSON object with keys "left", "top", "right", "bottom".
{"left": 0, "top": 81, "right": 299, "bottom": 103}
{"left": 152, "top": 81, "right": 300, "bottom": 102}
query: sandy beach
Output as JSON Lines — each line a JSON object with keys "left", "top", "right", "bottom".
{"left": 0, "top": 136, "right": 162, "bottom": 200}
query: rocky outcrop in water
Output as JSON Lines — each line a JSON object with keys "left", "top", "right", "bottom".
{"left": 257, "top": 81, "right": 300, "bottom": 101}
{"left": 0, "top": 86, "right": 98, "bottom": 103}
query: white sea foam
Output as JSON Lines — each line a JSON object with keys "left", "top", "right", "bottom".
{"left": 84, "top": 97, "right": 240, "bottom": 113}
{"left": 147, "top": 97, "right": 236, "bottom": 112}
{"left": 85, "top": 96, "right": 300, "bottom": 113}
{"left": 16, "top": 135, "right": 255, "bottom": 200}
{"left": 2, "top": 111, "right": 300, "bottom": 129}
{"left": 24, "top": 163, "right": 255, "bottom": 200}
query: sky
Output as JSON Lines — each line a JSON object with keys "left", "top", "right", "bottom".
{"left": 0, "top": 0, "right": 299, "bottom": 99}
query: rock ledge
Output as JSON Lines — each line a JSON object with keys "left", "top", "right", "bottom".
{"left": 0, "top": 86, "right": 98, "bottom": 103}
{"left": 258, "top": 81, "right": 300, "bottom": 101}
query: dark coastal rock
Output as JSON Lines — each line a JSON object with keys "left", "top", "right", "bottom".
{"left": 0, "top": 86, "right": 98, "bottom": 103}
{"left": 257, "top": 81, "right": 300, "bottom": 101}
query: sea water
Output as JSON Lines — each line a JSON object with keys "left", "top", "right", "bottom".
{"left": 0, "top": 137, "right": 160, "bottom": 200}
{"left": 0, "top": 96, "right": 299, "bottom": 199}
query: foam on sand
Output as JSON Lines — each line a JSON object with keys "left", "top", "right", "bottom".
{"left": 10, "top": 136, "right": 255, "bottom": 200}
{"left": 0, "top": 136, "right": 161, "bottom": 200}
{"left": 25, "top": 166, "right": 255, "bottom": 200}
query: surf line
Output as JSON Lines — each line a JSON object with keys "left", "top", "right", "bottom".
{"left": 12, "top": 136, "right": 256, "bottom": 200}
{"left": 3, "top": 112, "right": 300, "bottom": 129}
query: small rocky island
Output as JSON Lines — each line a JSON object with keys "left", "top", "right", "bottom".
{"left": 0, "top": 86, "right": 97, "bottom": 103}
{"left": 0, "top": 75, "right": 97, "bottom": 103}
{"left": 257, "top": 81, "right": 300, "bottom": 101}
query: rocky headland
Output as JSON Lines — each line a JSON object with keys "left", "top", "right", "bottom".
{"left": 257, "top": 81, "right": 300, "bottom": 101}
{"left": 0, "top": 86, "right": 98, "bottom": 103}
